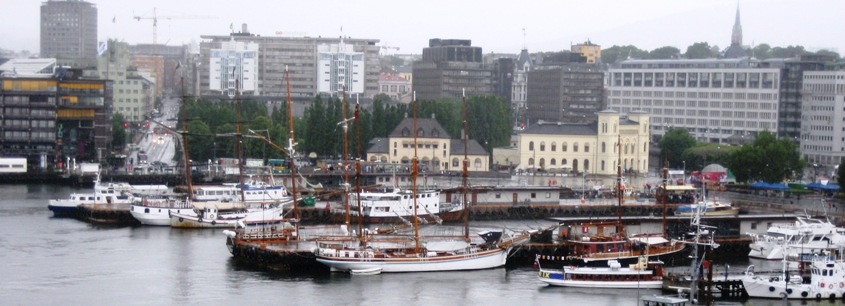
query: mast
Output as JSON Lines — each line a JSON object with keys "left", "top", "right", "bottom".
{"left": 234, "top": 76, "right": 246, "bottom": 203}
{"left": 179, "top": 76, "right": 193, "bottom": 197}
{"left": 354, "top": 94, "right": 363, "bottom": 240}
{"left": 461, "top": 89, "right": 470, "bottom": 241}
{"left": 616, "top": 134, "right": 623, "bottom": 234}
{"left": 285, "top": 66, "right": 299, "bottom": 220}
{"left": 662, "top": 156, "right": 669, "bottom": 237}
{"left": 412, "top": 92, "right": 420, "bottom": 253}
{"left": 341, "top": 87, "right": 350, "bottom": 232}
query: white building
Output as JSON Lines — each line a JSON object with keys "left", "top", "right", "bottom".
{"left": 317, "top": 41, "right": 365, "bottom": 94}
{"left": 607, "top": 59, "right": 780, "bottom": 143}
{"left": 801, "top": 71, "right": 845, "bottom": 167}
{"left": 511, "top": 49, "right": 531, "bottom": 110}
{"left": 209, "top": 39, "right": 259, "bottom": 96}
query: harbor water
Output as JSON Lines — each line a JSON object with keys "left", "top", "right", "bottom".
{"left": 0, "top": 184, "right": 842, "bottom": 305}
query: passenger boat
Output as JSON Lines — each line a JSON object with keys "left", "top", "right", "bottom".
{"left": 538, "top": 256, "right": 664, "bottom": 289}
{"left": 47, "top": 173, "right": 158, "bottom": 216}
{"left": 742, "top": 253, "right": 845, "bottom": 299}
{"left": 338, "top": 186, "right": 464, "bottom": 223}
{"left": 674, "top": 198, "right": 739, "bottom": 217}
{"left": 129, "top": 197, "right": 195, "bottom": 226}
{"left": 747, "top": 216, "right": 845, "bottom": 260}
{"left": 192, "top": 180, "right": 290, "bottom": 206}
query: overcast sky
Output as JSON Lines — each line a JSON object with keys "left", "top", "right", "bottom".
{"left": 3, "top": 0, "right": 843, "bottom": 55}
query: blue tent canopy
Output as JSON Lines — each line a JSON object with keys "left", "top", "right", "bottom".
{"left": 750, "top": 182, "right": 790, "bottom": 190}
{"left": 806, "top": 182, "right": 841, "bottom": 191}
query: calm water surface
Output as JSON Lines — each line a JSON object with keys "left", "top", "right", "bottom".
{"left": 0, "top": 184, "right": 841, "bottom": 305}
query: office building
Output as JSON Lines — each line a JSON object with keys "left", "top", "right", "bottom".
{"left": 40, "top": 0, "right": 97, "bottom": 68}
{"left": 412, "top": 39, "right": 494, "bottom": 100}
{"left": 801, "top": 71, "right": 845, "bottom": 168}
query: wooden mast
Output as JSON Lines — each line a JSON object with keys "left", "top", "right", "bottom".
{"left": 234, "top": 76, "right": 246, "bottom": 203}
{"left": 616, "top": 134, "right": 624, "bottom": 234}
{"left": 662, "top": 156, "right": 669, "bottom": 237}
{"left": 179, "top": 76, "right": 193, "bottom": 197}
{"left": 341, "top": 86, "right": 350, "bottom": 232}
{"left": 461, "top": 90, "right": 470, "bottom": 241}
{"left": 354, "top": 94, "right": 363, "bottom": 240}
{"left": 285, "top": 66, "right": 299, "bottom": 221}
{"left": 412, "top": 93, "right": 420, "bottom": 253}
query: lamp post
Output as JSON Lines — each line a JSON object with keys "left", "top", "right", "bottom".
{"left": 682, "top": 161, "right": 686, "bottom": 184}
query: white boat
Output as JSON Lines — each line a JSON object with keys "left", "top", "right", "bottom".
{"left": 170, "top": 201, "right": 290, "bottom": 229}
{"left": 747, "top": 216, "right": 845, "bottom": 260}
{"left": 192, "top": 180, "right": 290, "bottom": 206}
{"left": 340, "top": 186, "right": 464, "bottom": 223}
{"left": 538, "top": 256, "right": 664, "bottom": 289}
{"left": 47, "top": 173, "right": 145, "bottom": 216}
{"left": 641, "top": 295, "right": 689, "bottom": 306}
{"left": 742, "top": 254, "right": 845, "bottom": 299}
{"left": 129, "top": 197, "right": 195, "bottom": 226}
{"left": 350, "top": 267, "right": 382, "bottom": 275}
{"left": 315, "top": 231, "right": 511, "bottom": 273}
{"left": 674, "top": 198, "right": 739, "bottom": 217}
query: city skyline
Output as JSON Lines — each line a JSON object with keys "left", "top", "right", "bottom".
{"left": 2, "top": 0, "right": 844, "bottom": 57}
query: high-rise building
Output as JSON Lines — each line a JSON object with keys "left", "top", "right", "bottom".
{"left": 209, "top": 39, "right": 259, "bottom": 96}
{"left": 40, "top": 0, "right": 97, "bottom": 68}
{"left": 412, "top": 39, "right": 493, "bottom": 100}
{"left": 526, "top": 65, "right": 604, "bottom": 124}
{"left": 199, "top": 26, "right": 380, "bottom": 102}
{"left": 96, "top": 40, "right": 155, "bottom": 124}
{"left": 317, "top": 41, "right": 365, "bottom": 94}
{"left": 606, "top": 58, "right": 780, "bottom": 143}
{"left": 800, "top": 71, "right": 845, "bottom": 168}
{"left": 0, "top": 65, "right": 112, "bottom": 171}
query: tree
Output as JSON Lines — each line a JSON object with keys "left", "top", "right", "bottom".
{"left": 601, "top": 45, "right": 648, "bottom": 63}
{"left": 751, "top": 43, "right": 771, "bottom": 59}
{"left": 658, "top": 128, "right": 697, "bottom": 169}
{"left": 685, "top": 42, "right": 716, "bottom": 59}
{"left": 837, "top": 161, "right": 845, "bottom": 189}
{"left": 647, "top": 46, "right": 681, "bottom": 59}
{"left": 112, "top": 113, "right": 127, "bottom": 149}
{"left": 681, "top": 144, "right": 736, "bottom": 171}
{"left": 725, "top": 131, "right": 805, "bottom": 183}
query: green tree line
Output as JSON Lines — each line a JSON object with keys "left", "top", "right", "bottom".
{"left": 601, "top": 43, "right": 841, "bottom": 63}
{"left": 174, "top": 94, "right": 512, "bottom": 164}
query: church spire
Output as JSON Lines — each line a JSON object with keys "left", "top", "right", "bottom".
{"left": 731, "top": 3, "right": 743, "bottom": 46}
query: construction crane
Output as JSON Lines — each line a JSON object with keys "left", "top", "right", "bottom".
{"left": 133, "top": 7, "right": 214, "bottom": 44}
{"left": 378, "top": 44, "right": 400, "bottom": 55}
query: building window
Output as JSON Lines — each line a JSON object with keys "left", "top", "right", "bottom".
{"left": 602, "top": 142, "right": 606, "bottom": 153}
{"left": 574, "top": 143, "right": 579, "bottom": 152}
{"left": 551, "top": 142, "right": 556, "bottom": 151}
{"left": 585, "top": 143, "right": 590, "bottom": 153}
{"left": 562, "top": 143, "right": 568, "bottom": 152}
{"left": 529, "top": 141, "right": 534, "bottom": 151}
{"left": 540, "top": 142, "right": 546, "bottom": 151}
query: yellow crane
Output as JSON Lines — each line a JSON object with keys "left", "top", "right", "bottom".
{"left": 133, "top": 7, "right": 214, "bottom": 44}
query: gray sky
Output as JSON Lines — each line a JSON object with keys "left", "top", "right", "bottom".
{"left": 3, "top": 0, "right": 843, "bottom": 55}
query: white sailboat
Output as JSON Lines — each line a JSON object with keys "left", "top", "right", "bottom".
{"left": 315, "top": 91, "right": 511, "bottom": 273}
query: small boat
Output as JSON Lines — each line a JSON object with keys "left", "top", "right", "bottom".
{"left": 538, "top": 256, "right": 664, "bottom": 289}
{"left": 674, "top": 198, "right": 739, "bottom": 217}
{"left": 640, "top": 294, "right": 689, "bottom": 306}
{"left": 742, "top": 253, "right": 845, "bottom": 299}
{"left": 349, "top": 267, "right": 382, "bottom": 275}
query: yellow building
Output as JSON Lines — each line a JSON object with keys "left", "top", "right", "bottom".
{"left": 571, "top": 40, "right": 602, "bottom": 64}
{"left": 366, "top": 117, "right": 489, "bottom": 172}
{"left": 518, "top": 110, "right": 649, "bottom": 175}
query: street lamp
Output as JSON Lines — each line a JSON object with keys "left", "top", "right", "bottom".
{"left": 682, "top": 161, "right": 686, "bottom": 184}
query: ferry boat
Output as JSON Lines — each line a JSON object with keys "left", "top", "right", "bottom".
{"left": 129, "top": 197, "right": 195, "bottom": 226}
{"left": 192, "top": 180, "right": 290, "bottom": 206}
{"left": 747, "top": 216, "right": 845, "bottom": 260}
{"left": 339, "top": 186, "right": 464, "bottom": 223}
{"left": 562, "top": 224, "right": 686, "bottom": 264}
{"left": 538, "top": 256, "right": 664, "bottom": 289}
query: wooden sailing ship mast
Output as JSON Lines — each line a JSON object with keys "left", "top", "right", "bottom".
{"left": 285, "top": 66, "right": 300, "bottom": 221}
{"left": 412, "top": 93, "right": 421, "bottom": 253}
{"left": 461, "top": 90, "right": 470, "bottom": 241}
{"left": 179, "top": 76, "right": 193, "bottom": 197}
{"left": 615, "top": 134, "right": 624, "bottom": 235}
{"left": 341, "top": 87, "right": 351, "bottom": 233}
